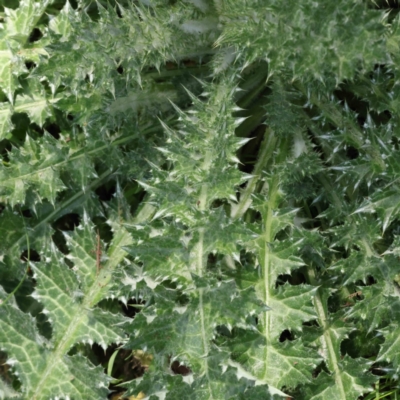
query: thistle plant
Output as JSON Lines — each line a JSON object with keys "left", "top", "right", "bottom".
{"left": 1, "top": 1, "right": 400, "bottom": 399}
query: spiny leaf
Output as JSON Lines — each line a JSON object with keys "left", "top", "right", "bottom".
{"left": 0, "top": 218, "right": 130, "bottom": 399}
{"left": 0, "top": 92, "right": 57, "bottom": 140}
{"left": 354, "top": 188, "right": 400, "bottom": 233}
{"left": 0, "top": 134, "right": 66, "bottom": 205}
{"left": 0, "top": 0, "right": 51, "bottom": 102}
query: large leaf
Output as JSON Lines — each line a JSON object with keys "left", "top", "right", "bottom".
{"left": 0, "top": 134, "right": 66, "bottom": 205}
{"left": 0, "top": 0, "right": 51, "bottom": 102}
{"left": 0, "top": 92, "right": 57, "bottom": 140}
{"left": 0, "top": 219, "right": 132, "bottom": 399}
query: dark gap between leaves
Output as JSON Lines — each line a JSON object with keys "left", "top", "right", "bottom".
{"left": 53, "top": 213, "right": 81, "bottom": 231}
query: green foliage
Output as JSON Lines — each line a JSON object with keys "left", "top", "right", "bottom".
{"left": 1, "top": 0, "right": 400, "bottom": 399}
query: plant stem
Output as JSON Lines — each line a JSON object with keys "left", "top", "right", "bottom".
{"left": 231, "top": 128, "right": 276, "bottom": 220}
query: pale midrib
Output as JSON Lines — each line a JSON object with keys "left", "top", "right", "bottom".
{"left": 198, "top": 288, "right": 211, "bottom": 392}
{"left": 313, "top": 292, "right": 347, "bottom": 400}
{"left": 31, "top": 256, "right": 121, "bottom": 399}
{"left": 0, "top": 47, "right": 45, "bottom": 58}
{"left": 309, "top": 140, "right": 367, "bottom": 398}
{"left": 0, "top": 97, "right": 58, "bottom": 118}
{"left": 196, "top": 183, "right": 214, "bottom": 398}
{"left": 31, "top": 305, "right": 86, "bottom": 400}
{"left": 231, "top": 129, "right": 276, "bottom": 220}
{"left": 262, "top": 177, "right": 279, "bottom": 381}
